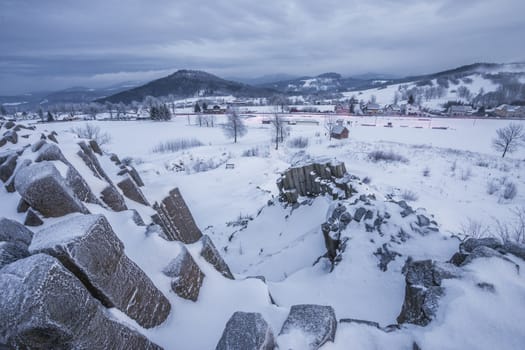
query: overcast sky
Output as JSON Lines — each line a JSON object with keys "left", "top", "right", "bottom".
{"left": 1, "top": 0, "right": 524, "bottom": 94}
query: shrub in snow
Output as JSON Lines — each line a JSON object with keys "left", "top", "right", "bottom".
{"left": 242, "top": 146, "right": 269, "bottom": 157}
{"left": 152, "top": 138, "right": 203, "bottom": 153}
{"left": 460, "top": 168, "right": 472, "bottom": 181}
{"left": 459, "top": 218, "right": 490, "bottom": 239}
{"left": 70, "top": 123, "right": 111, "bottom": 146}
{"left": 362, "top": 176, "right": 372, "bottom": 184}
{"left": 368, "top": 150, "right": 408, "bottom": 163}
{"left": 422, "top": 167, "right": 431, "bottom": 177}
{"left": 501, "top": 181, "right": 518, "bottom": 200}
{"left": 400, "top": 189, "right": 418, "bottom": 202}
{"left": 486, "top": 180, "right": 500, "bottom": 195}
{"left": 287, "top": 136, "right": 309, "bottom": 149}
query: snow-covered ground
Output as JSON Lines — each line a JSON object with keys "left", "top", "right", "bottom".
{"left": 29, "top": 115, "right": 525, "bottom": 349}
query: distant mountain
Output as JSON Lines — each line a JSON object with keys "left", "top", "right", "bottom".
{"left": 228, "top": 74, "right": 300, "bottom": 86}
{"left": 0, "top": 82, "right": 141, "bottom": 110}
{"left": 257, "top": 72, "right": 376, "bottom": 94}
{"left": 343, "top": 62, "right": 525, "bottom": 110}
{"left": 98, "top": 70, "right": 277, "bottom": 104}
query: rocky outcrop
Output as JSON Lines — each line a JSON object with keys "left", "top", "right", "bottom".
{"left": 0, "top": 242, "right": 29, "bottom": 269}
{"left": 279, "top": 304, "right": 337, "bottom": 350}
{"left": 101, "top": 184, "right": 128, "bottom": 211}
{"left": 152, "top": 187, "right": 203, "bottom": 243}
{"left": 216, "top": 312, "right": 275, "bottom": 350}
{"left": 118, "top": 176, "right": 150, "bottom": 206}
{"left": 0, "top": 153, "right": 17, "bottom": 182}
{"left": 0, "top": 217, "right": 33, "bottom": 247}
{"left": 200, "top": 234, "right": 234, "bottom": 279}
{"left": 163, "top": 246, "right": 205, "bottom": 302}
{"left": 24, "top": 208, "right": 43, "bottom": 227}
{"left": 15, "top": 161, "right": 89, "bottom": 217}
{"left": 29, "top": 214, "right": 171, "bottom": 329}
{"left": 0, "top": 254, "right": 162, "bottom": 349}
{"left": 276, "top": 161, "right": 353, "bottom": 203}
{"left": 397, "top": 259, "right": 461, "bottom": 326}
{"left": 34, "top": 143, "right": 67, "bottom": 163}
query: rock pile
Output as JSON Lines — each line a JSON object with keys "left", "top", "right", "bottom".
{"left": 276, "top": 160, "right": 354, "bottom": 203}
{"left": 0, "top": 122, "right": 235, "bottom": 349}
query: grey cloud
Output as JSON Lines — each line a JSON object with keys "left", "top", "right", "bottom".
{"left": 0, "top": 0, "right": 524, "bottom": 94}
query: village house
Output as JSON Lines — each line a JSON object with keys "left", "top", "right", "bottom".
{"left": 447, "top": 105, "right": 472, "bottom": 116}
{"left": 364, "top": 103, "right": 382, "bottom": 115}
{"left": 494, "top": 104, "right": 525, "bottom": 118}
{"left": 331, "top": 124, "right": 349, "bottom": 139}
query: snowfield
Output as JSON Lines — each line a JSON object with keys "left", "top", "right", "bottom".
{"left": 14, "top": 114, "right": 525, "bottom": 349}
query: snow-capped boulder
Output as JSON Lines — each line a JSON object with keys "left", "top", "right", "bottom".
{"left": 200, "top": 234, "right": 234, "bottom": 279}
{"left": 397, "top": 259, "right": 460, "bottom": 326}
{"left": 0, "top": 242, "right": 29, "bottom": 269}
{"left": 503, "top": 241, "right": 525, "bottom": 261}
{"left": 100, "top": 184, "right": 128, "bottom": 211}
{"left": 118, "top": 175, "right": 150, "bottom": 206}
{"left": 276, "top": 161, "right": 352, "bottom": 203}
{"left": 34, "top": 143, "right": 67, "bottom": 163}
{"left": 15, "top": 161, "right": 89, "bottom": 217}
{"left": 460, "top": 237, "right": 503, "bottom": 253}
{"left": 65, "top": 164, "right": 102, "bottom": 204}
{"left": 2, "top": 130, "right": 18, "bottom": 144}
{"left": 24, "top": 208, "right": 43, "bottom": 227}
{"left": 278, "top": 304, "right": 337, "bottom": 350}
{"left": 152, "top": 187, "right": 203, "bottom": 243}
{"left": 0, "top": 153, "right": 17, "bottom": 182}
{"left": 163, "top": 246, "right": 205, "bottom": 302}
{"left": 31, "top": 139, "right": 46, "bottom": 152}
{"left": 0, "top": 254, "right": 162, "bottom": 349}
{"left": 216, "top": 312, "right": 275, "bottom": 350}
{"left": 29, "top": 214, "right": 171, "bottom": 328}
{"left": 0, "top": 217, "right": 33, "bottom": 247}
{"left": 89, "top": 139, "right": 103, "bottom": 155}
{"left": 117, "top": 165, "right": 144, "bottom": 187}
{"left": 77, "top": 141, "right": 113, "bottom": 184}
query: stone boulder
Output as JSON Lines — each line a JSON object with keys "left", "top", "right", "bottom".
{"left": 200, "top": 235, "right": 234, "bottom": 279}
{"left": 460, "top": 237, "right": 502, "bottom": 253}
{"left": 503, "top": 241, "right": 525, "bottom": 261}
{"left": 100, "top": 184, "right": 128, "bottom": 211}
{"left": 152, "top": 187, "right": 203, "bottom": 243}
{"left": 0, "top": 217, "right": 33, "bottom": 247}
{"left": 34, "top": 143, "right": 67, "bottom": 163}
{"left": 0, "top": 154, "right": 17, "bottom": 182}
{"left": 77, "top": 141, "right": 112, "bottom": 184}
{"left": 276, "top": 161, "right": 352, "bottom": 203}
{"left": 0, "top": 254, "right": 162, "bottom": 349}
{"left": 15, "top": 161, "right": 89, "bottom": 217}
{"left": 29, "top": 214, "right": 171, "bottom": 328}
{"left": 2, "top": 130, "right": 18, "bottom": 144}
{"left": 397, "top": 259, "right": 460, "bottom": 326}
{"left": 216, "top": 312, "right": 275, "bottom": 350}
{"left": 279, "top": 304, "right": 337, "bottom": 350}
{"left": 24, "top": 208, "right": 44, "bottom": 227}
{"left": 162, "top": 246, "right": 205, "bottom": 302}
{"left": 31, "top": 139, "right": 47, "bottom": 152}
{"left": 0, "top": 242, "right": 29, "bottom": 269}
{"left": 118, "top": 176, "right": 150, "bottom": 206}
{"left": 64, "top": 164, "right": 102, "bottom": 205}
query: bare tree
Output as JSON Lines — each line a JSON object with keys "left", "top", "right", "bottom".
{"left": 86, "top": 103, "right": 101, "bottom": 120}
{"left": 70, "top": 123, "right": 112, "bottom": 145}
{"left": 223, "top": 108, "right": 247, "bottom": 143}
{"left": 271, "top": 111, "right": 286, "bottom": 150}
{"left": 492, "top": 123, "right": 524, "bottom": 158}
{"left": 324, "top": 115, "right": 336, "bottom": 140}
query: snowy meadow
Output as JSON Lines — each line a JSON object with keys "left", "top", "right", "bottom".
{"left": 25, "top": 114, "right": 525, "bottom": 349}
